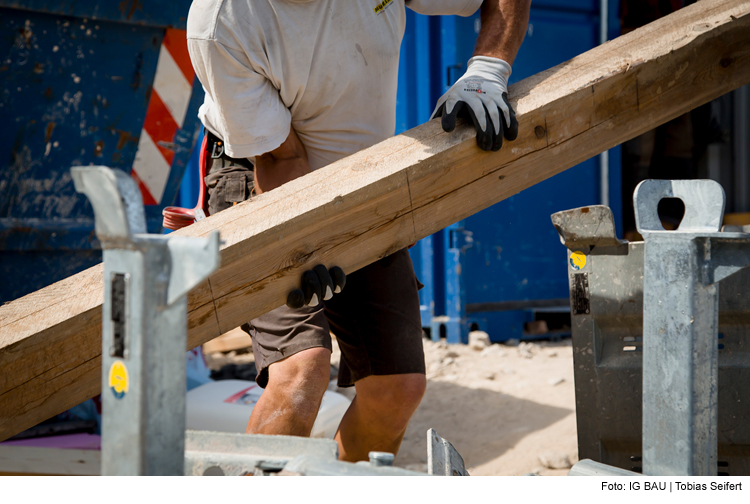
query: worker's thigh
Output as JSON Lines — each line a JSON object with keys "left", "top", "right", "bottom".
{"left": 246, "top": 249, "right": 425, "bottom": 389}
{"left": 324, "top": 249, "right": 426, "bottom": 388}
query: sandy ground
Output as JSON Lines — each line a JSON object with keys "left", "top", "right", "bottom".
{"left": 391, "top": 337, "right": 578, "bottom": 475}
{"left": 206, "top": 334, "right": 578, "bottom": 476}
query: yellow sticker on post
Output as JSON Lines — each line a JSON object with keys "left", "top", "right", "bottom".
{"left": 570, "top": 251, "right": 587, "bottom": 271}
{"left": 108, "top": 361, "right": 130, "bottom": 399}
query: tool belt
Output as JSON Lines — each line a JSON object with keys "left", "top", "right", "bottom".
{"left": 204, "top": 129, "right": 255, "bottom": 170}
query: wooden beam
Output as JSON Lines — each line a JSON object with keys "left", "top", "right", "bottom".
{"left": 1, "top": 0, "right": 749, "bottom": 440}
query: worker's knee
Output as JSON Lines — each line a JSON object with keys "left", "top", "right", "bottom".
{"left": 357, "top": 373, "right": 426, "bottom": 426}
{"left": 388, "top": 373, "right": 427, "bottom": 410}
{"left": 265, "top": 346, "right": 331, "bottom": 406}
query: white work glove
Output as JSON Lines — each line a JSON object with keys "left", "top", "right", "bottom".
{"left": 431, "top": 56, "right": 519, "bottom": 152}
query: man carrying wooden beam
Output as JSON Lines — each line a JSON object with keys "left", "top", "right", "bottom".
{"left": 186, "top": 0, "right": 530, "bottom": 461}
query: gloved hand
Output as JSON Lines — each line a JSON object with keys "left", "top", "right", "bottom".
{"left": 431, "top": 56, "right": 519, "bottom": 152}
{"left": 286, "top": 265, "right": 346, "bottom": 309}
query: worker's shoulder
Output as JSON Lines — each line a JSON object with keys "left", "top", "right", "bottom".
{"left": 187, "top": 0, "right": 223, "bottom": 40}
{"left": 187, "top": 0, "right": 259, "bottom": 41}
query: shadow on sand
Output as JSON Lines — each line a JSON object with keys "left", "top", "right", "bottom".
{"left": 396, "top": 379, "right": 572, "bottom": 470}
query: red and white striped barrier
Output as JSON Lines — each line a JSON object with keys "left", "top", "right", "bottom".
{"left": 132, "top": 29, "right": 194, "bottom": 205}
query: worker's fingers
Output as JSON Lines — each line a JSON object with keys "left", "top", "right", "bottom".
{"left": 462, "top": 94, "right": 488, "bottom": 133}
{"left": 289, "top": 265, "right": 345, "bottom": 309}
{"left": 286, "top": 289, "right": 305, "bottom": 309}
{"left": 501, "top": 93, "right": 518, "bottom": 141}
{"left": 329, "top": 266, "right": 346, "bottom": 294}
{"left": 440, "top": 101, "right": 459, "bottom": 133}
{"left": 302, "top": 270, "right": 323, "bottom": 306}
{"left": 430, "top": 98, "right": 447, "bottom": 122}
{"left": 288, "top": 265, "right": 344, "bottom": 309}
{"left": 313, "top": 264, "right": 335, "bottom": 301}
{"left": 463, "top": 101, "right": 494, "bottom": 152}
{"left": 492, "top": 106, "right": 505, "bottom": 152}
{"left": 479, "top": 94, "right": 502, "bottom": 137}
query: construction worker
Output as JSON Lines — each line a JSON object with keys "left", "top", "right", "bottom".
{"left": 186, "top": 0, "right": 530, "bottom": 462}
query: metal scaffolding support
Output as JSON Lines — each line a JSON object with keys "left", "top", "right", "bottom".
{"left": 634, "top": 180, "right": 750, "bottom": 475}
{"left": 72, "top": 166, "right": 220, "bottom": 475}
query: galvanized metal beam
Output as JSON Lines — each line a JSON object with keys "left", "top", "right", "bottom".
{"left": 73, "top": 166, "right": 220, "bottom": 475}
{"left": 635, "top": 180, "right": 750, "bottom": 476}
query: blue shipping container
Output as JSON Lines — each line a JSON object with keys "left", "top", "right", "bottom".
{"left": 397, "top": 2, "right": 623, "bottom": 343}
{"left": 0, "top": 1, "right": 201, "bottom": 303}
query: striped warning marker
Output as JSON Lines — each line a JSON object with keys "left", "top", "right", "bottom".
{"left": 132, "top": 29, "right": 194, "bottom": 205}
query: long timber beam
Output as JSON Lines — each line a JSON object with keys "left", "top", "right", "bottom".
{"left": 1, "top": 0, "right": 750, "bottom": 440}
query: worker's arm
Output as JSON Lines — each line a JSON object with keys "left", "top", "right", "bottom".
{"left": 253, "top": 126, "right": 310, "bottom": 195}
{"left": 473, "top": 0, "right": 531, "bottom": 64}
{"left": 432, "top": 0, "right": 531, "bottom": 151}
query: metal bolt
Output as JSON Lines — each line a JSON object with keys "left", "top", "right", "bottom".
{"left": 535, "top": 125, "right": 546, "bottom": 139}
{"left": 368, "top": 451, "right": 394, "bottom": 467}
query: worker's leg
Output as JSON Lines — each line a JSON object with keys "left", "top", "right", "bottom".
{"left": 245, "top": 347, "right": 331, "bottom": 436}
{"left": 204, "top": 148, "right": 335, "bottom": 437}
{"left": 335, "top": 373, "right": 426, "bottom": 462}
{"left": 325, "top": 249, "right": 426, "bottom": 462}
{"left": 243, "top": 301, "right": 334, "bottom": 436}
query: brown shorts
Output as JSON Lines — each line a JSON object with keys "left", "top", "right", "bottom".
{"left": 205, "top": 154, "right": 425, "bottom": 388}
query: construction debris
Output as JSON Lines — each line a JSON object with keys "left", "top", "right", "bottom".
{"left": 468, "top": 330, "right": 491, "bottom": 350}
{"left": 538, "top": 451, "right": 573, "bottom": 470}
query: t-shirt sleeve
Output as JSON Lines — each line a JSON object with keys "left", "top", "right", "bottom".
{"left": 188, "top": 38, "right": 291, "bottom": 159}
{"left": 405, "top": 0, "right": 483, "bottom": 17}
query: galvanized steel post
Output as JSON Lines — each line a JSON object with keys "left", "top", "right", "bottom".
{"left": 72, "top": 166, "right": 220, "bottom": 475}
{"left": 635, "top": 180, "right": 750, "bottom": 476}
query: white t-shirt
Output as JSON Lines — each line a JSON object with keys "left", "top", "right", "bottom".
{"left": 187, "top": 0, "right": 482, "bottom": 169}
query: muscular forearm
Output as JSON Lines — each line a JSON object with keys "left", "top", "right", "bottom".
{"left": 254, "top": 127, "right": 310, "bottom": 194}
{"left": 473, "top": 0, "right": 531, "bottom": 65}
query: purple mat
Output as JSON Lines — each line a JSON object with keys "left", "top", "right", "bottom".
{"left": 0, "top": 433, "right": 101, "bottom": 451}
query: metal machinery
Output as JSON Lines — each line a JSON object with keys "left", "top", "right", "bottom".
{"left": 0, "top": 0, "right": 202, "bottom": 304}
{"left": 73, "top": 165, "right": 468, "bottom": 476}
{"left": 554, "top": 180, "right": 750, "bottom": 476}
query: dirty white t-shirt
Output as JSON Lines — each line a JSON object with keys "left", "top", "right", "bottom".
{"left": 187, "top": 0, "right": 482, "bottom": 169}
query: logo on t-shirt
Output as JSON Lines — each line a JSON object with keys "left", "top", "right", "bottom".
{"left": 373, "top": 0, "right": 393, "bottom": 14}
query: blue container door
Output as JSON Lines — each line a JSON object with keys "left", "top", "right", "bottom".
{"left": 439, "top": 2, "right": 622, "bottom": 343}
{"left": 397, "top": 11, "right": 444, "bottom": 331}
